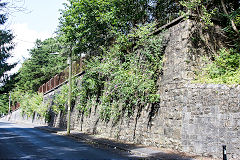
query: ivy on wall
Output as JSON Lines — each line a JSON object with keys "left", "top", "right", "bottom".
{"left": 52, "top": 79, "right": 79, "bottom": 114}
{"left": 14, "top": 23, "right": 164, "bottom": 122}
{"left": 76, "top": 23, "right": 164, "bottom": 121}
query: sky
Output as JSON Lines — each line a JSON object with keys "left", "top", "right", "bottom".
{"left": 4, "top": 0, "right": 66, "bottom": 74}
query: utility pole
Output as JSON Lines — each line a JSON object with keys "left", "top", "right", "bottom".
{"left": 67, "top": 48, "right": 72, "bottom": 135}
{"left": 8, "top": 92, "right": 11, "bottom": 114}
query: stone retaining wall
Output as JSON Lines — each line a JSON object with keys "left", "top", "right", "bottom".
{"left": 0, "top": 108, "right": 46, "bottom": 126}
{"left": 68, "top": 20, "right": 239, "bottom": 159}
{"left": 44, "top": 20, "right": 240, "bottom": 159}
{"left": 181, "top": 84, "right": 240, "bottom": 159}
{"left": 5, "top": 19, "right": 239, "bottom": 159}
{"left": 69, "top": 83, "right": 240, "bottom": 159}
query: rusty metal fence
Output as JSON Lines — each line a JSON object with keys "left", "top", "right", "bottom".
{"left": 11, "top": 102, "right": 20, "bottom": 112}
{"left": 38, "top": 58, "right": 84, "bottom": 94}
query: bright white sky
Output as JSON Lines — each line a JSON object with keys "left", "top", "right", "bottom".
{"left": 4, "top": 0, "right": 66, "bottom": 74}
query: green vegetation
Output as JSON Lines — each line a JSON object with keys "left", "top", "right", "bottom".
{"left": 52, "top": 85, "right": 68, "bottom": 114}
{"left": 52, "top": 80, "right": 79, "bottom": 114}
{"left": 57, "top": 0, "right": 180, "bottom": 56}
{"left": 15, "top": 38, "right": 67, "bottom": 92}
{"left": 0, "top": 1, "right": 16, "bottom": 95}
{"left": 77, "top": 24, "right": 163, "bottom": 121}
{"left": 180, "top": 0, "right": 217, "bottom": 26}
{"left": 11, "top": 91, "right": 49, "bottom": 118}
{"left": 180, "top": 0, "right": 240, "bottom": 84}
{"left": 0, "top": 0, "right": 239, "bottom": 120}
{"left": 0, "top": 1, "right": 15, "bottom": 82}
{"left": 8, "top": 37, "right": 68, "bottom": 117}
{"left": 0, "top": 29, "right": 15, "bottom": 80}
{"left": 0, "top": 1, "right": 16, "bottom": 116}
{"left": 21, "top": 93, "right": 48, "bottom": 118}
{"left": 195, "top": 48, "right": 240, "bottom": 84}
{"left": 0, "top": 94, "right": 9, "bottom": 116}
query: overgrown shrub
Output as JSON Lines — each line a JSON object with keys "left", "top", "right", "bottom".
{"left": 52, "top": 85, "right": 68, "bottom": 114}
{"left": 77, "top": 23, "right": 164, "bottom": 121}
{"left": 52, "top": 79, "right": 79, "bottom": 114}
{"left": 21, "top": 92, "right": 48, "bottom": 118}
{"left": 12, "top": 90, "right": 49, "bottom": 118}
{"left": 0, "top": 94, "right": 9, "bottom": 116}
{"left": 196, "top": 48, "right": 240, "bottom": 84}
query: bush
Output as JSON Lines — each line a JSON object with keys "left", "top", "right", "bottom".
{"left": 196, "top": 48, "right": 240, "bottom": 84}
{"left": 77, "top": 23, "right": 164, "bottom": 121}
{"left": 0, "top": 94, "right": 9, "bottom": 116}
{"left": 52, "top": 79, "right": 79, "bottom": 114}
{"left": 12, "top": 90, "right": 49, "bottom": 118}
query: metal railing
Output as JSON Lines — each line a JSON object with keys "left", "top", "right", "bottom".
{"left": 38, "top": 58, "right": 84, "bottom": 94}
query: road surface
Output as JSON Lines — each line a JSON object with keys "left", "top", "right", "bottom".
{"left": 0, "top": 121, "right": 126, "bottom": 159}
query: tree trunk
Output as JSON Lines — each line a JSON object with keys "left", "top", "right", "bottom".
{"left": 221, "top": 0, "right": 239, "bottom": 34}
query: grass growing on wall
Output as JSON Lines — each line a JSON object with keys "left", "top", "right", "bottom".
{"left": 195, "top": 48, "right": 240, "bottom": 84}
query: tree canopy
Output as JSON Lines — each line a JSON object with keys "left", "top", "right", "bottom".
{"left": 0, "top": 2, "right": 15, "bottom": 86}
{"left": 58, "top": 0, "right": 239, "bottom": 57}
{"left": 1, "top": 0, "right": 239, "bottom": 117}
{"left": 58, "top": 0, "right": 181, "bottom": 56}
{"left": 0, "top": 1, "right": 15, "bottom": 116}
{"left": 15, "top": 38, "right": 67, "bottom": 92}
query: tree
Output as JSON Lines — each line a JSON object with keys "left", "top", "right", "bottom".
{"left": 0, "top": 30, "right": 15, "bottom": 79}
{"left": 0, "top": 73, "right": 18, "bottom": 94}
{"left": 0, "top": 0, "right": 26, "bottom": 115}
{"left": 0, "top": 93, "right": 9, "bottom": 116}
{"left": 0, "top": 1, "right": 17, "bottom": 96}
{"left": 58, "top": 0, "right": 178, "bottom": 56}
{"left": 15, "top": 38, "right": 67, "bottom": 92}
{"left": 220, "top": 0, "right": 239, "bottom": 34}
{"left": 153, "top": 0, "right": 182, "bottom": 25}
{"left": 0, "top": 2, "right": 15, "bottom": 84}
{"left": 179, "top": 0, "right": 239, "bottom": 48}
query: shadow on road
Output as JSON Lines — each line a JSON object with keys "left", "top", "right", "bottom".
{"left": 35, "top": 125, "right": 196, "bottom": 160}
{"left": 0, "top": 121, "right": 126, "bottom": 159}
{"left": 68, "top": 132, "right": 196, "bottom": 160}
{"left": 0, "top": 121, "right": 201, "bottom": 160}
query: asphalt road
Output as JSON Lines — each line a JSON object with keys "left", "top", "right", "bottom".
{"left": 0, "top": 121, "right": 127, "bottom": 159}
